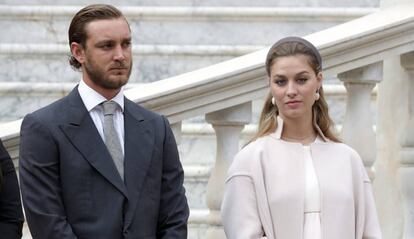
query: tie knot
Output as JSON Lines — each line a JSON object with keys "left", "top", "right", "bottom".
{"left": 102, "top": 101, "right": 118, "bottom": 116}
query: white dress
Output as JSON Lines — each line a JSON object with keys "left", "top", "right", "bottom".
{"left": 303, "top": 145, "right": 322, "bottom": 239}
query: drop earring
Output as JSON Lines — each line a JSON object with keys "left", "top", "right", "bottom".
{"left": 271, "top": 97, "right": 276, "bottom": 105}
{"left": 315, "top": 90, "right": 320, "bottom": 101}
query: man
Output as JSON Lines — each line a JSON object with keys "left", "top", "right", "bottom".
{"left": 19, "top": 4, "right": 189, "bottom": 239}
{"left": 0, "top": 139, "right": 23, "bottom": 239}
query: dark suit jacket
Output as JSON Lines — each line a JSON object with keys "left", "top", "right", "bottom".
{"left": 0, "top": 140, "right": 24, "bottom": 239}
{"left": 19, "top": 87, "right": 189, "bottom": 239}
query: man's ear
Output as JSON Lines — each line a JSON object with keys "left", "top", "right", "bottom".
{"left": 70, "top": 42, "right": 85, "bottom": 64}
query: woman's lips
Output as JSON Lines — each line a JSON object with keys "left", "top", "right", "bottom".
{"left": 285, "top": 101, "right": 302, "bottom": 108}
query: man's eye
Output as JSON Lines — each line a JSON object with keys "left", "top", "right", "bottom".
{"left": 122, "top": 42, "right": 131, "bottom": 49}
{"left": 100, "top": 43, "right": 113, "bottom": 49}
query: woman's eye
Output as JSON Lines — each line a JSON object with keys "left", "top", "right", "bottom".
{"left": 297, "top": 78, "right": 307, "bottom": 84}
{"left": 274, "top": 79, "right": 286, "bottom": 86}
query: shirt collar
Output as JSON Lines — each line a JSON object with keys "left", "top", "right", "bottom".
{"left": 271, "top": 116, "right": 328, "bottom": 142}
{"left": 78, "top": 79, "right": 125, "bottom": 112}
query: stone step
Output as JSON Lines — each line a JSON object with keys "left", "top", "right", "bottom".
{"left": 0, "top": 6, "right": 375, "bottom": 44}
{"left": 0, "top": 43, "right": 261, "bottom": 85}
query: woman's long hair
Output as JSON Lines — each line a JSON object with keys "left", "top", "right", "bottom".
{"left": 250, "top": 39, "right": 341, "bottom": 143}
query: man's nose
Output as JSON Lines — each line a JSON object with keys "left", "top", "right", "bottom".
{"left": 113, "top": 45, "right": 126, "bottom": 61}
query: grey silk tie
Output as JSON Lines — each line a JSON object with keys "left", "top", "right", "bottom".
{"left": 102, "top": 101, "right": 124, "bottom": 181}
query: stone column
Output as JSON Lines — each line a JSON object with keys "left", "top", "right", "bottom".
{"left": 398, "top": 52, "right": 414, "bottom": 239}
{"left": 170, "top": 121, "right": 182, "bottom": 145}
{"left": 378, "top": 2, "right": 411, "bottom": 238}
{"left": 338, "top": 62, "right": 382, "bottom": 180}
{"left": 204, "top": 102, "right": 252, "bottom": 239}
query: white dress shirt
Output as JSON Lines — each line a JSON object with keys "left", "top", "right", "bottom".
{"left": 78, "top": 80, "right": 125, "bottom": 155}
{"left": 303, "top": 144, "right": 321, "bottom": 239}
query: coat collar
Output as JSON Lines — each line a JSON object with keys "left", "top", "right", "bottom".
{"left": 270, "top": 116, "right": 329, "bottom": 142}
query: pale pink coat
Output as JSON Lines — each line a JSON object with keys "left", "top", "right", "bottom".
{"left": 221, "top": 117, "right": 382, "bottom": 239}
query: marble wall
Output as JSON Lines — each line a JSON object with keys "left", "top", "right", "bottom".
{"left": 0, "top": 0, "right": 379, "bottom": 7}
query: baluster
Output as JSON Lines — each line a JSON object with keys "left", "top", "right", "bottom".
{"left": 398, "top": 52, "right": 414, "bottom": 239}
{"left": 170, "top": 121, "right": 182, "bottom": 145}
{"left": 204, "top": 102, "right": 252, "bottom": 239}
{"left": 337, "top": 62, "right": 382, "bottom": 180}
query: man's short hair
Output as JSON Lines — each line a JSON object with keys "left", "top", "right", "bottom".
{"left": 68, "top": 4, "right": 125, "bottom": 69}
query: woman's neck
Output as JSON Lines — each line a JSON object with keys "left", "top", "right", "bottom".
{"left": 281, "top": 115, "right": 316, "bottom": 145}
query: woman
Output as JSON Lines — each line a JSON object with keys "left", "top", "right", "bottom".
{"left": 0, "top": 139, "right": 24, "bottom": 238}
{"left": 221, "top": 36, "right": 381, "bottom": 239}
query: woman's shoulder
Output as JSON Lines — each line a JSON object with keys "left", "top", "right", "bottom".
{"left": 321, "top": 141, "right": 367, "bottom": 174}
{"left": 227, "top": 136, "right": 272, "bottom": 177}
{"left": 336, "top": 142, "right": 361, "bottom": 160}
{"left": 237, "top": 135, "right": 276, "bottom": 160}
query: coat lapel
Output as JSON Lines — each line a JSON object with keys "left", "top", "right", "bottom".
{"left": 123, "top": 98, "right": 155, "bottom": 228}
{"left": 59, "top": 87, "right": 128, "bottom": 198}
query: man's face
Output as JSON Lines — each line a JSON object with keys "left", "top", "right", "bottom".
{"left": 81, "top": 18, "right": 132, "bottom": 90}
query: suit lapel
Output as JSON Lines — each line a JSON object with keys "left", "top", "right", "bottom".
{"left": 123, "top": 98, "right": 155, "bottom": 228}
{"left": 59, "top": 87, "right": 128, "bottom": 198}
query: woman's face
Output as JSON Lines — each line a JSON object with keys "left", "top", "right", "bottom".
{"left": 269, "top": 54, "right": 322, "bottom": 122}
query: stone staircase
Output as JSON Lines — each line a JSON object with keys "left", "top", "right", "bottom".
{"left": 0, "top": 1, "right": 378, "bottom": 238}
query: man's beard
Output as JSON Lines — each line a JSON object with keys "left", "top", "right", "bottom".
{"left": 84, "top": 59, "right": 132, "bottom": 90}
